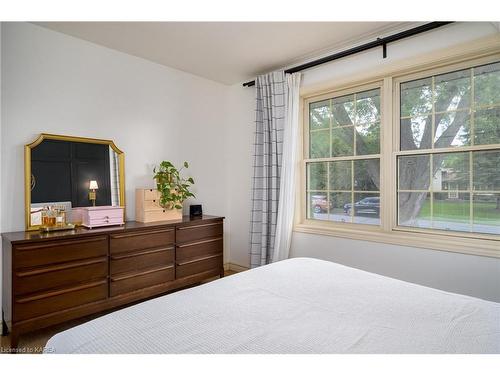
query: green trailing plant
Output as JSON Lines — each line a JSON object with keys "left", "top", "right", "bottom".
{"left": 153, "top": 161, "right": 195, "bottom": 209}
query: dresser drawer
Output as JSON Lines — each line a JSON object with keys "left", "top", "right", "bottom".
{"left": 14, "top": 256, "right": 108, "bottom": 296}
{"left": 109, "top": 228, "right": 174, "bottom": 254}
{"left": 176, "top": 221, "right": 223, "bottom": 244}
{"left": 110, "top": 247, "right": 174, "bottom": 275}
{"left": 14, "top": 236, "right": 108, "bottom": 269}
{"left": 110, "top": 266, "right": 174, "bottom": 297}
{"left": 176, "top": 237, "right": 223, "bottom": 262}
{"left": 142, "top": 189, "right": 161, "bottom": 201}
{"left": 143, "top": 199, "right": 162, "bottom": 210}
{"left": 176, "top": 254, "right": 223, "bottom": 279}
{"left": 87, "top": 209, "right": 124, "bottom": 220}
{"left": 85, "top": 217, "right": 124, "bottom": 228}
{"left": 138, "top": 209, "right": 182, "bottom": 223}
{"left": 14, "top": 280, "right": 107, "bottom": 321}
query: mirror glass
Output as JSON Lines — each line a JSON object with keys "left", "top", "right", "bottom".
{"left": 27, "top": 135, "right": 124, "bottom": 229}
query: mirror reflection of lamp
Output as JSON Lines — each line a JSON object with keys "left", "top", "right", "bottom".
{"left": 89, "top": 180, "right": 99, "bottom": 206}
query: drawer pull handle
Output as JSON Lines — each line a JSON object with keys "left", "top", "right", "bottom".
{"left": 177, "top": 237, "right": 223, "bottom": 248}
{"left": 111, "top": 228, "right": 174, "bottom": 239}
{"left": 16, "top": 280, "right": 107, "bottom": 304}
{"left": 111, "top": 246, "right": 174, "bottom": 260}
{"left": 177, "top": 222, "right": 222, "bottom": 230}
{"left": 177, "top": 253, "right": 222, "bottom": 266}
{"left": 16, "top": 257, "right": 107, "bottom": 277}
{"left": 111, "top": 265, "right": 174, "bottom": 281}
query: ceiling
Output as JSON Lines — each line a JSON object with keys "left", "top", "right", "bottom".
{"left": 35, "top": 22, "right": 414, "bottom": 85}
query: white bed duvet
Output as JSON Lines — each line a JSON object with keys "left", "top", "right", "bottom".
{"left": 44, "top": 258, "right": 500, "bottom": 354}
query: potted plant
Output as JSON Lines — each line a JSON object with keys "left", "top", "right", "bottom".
{"left": 153, "top": 161, "right": 195, "bottom": 218}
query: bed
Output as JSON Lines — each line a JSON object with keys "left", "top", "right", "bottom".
{"left": 44, "top": 257, "right": 500, "bottom": 354}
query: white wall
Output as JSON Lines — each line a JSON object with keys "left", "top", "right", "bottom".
{"left": 225, "top": 84, "right": 255, "bottom": 267}
{"left": 227, "top": 22, "right": 500, "bottom": 302}
{"left": 1, "top": 22, "right": 229, "bottom": 233}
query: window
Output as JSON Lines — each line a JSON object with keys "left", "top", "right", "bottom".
{"left": 397, "top": 62, "right": 500, "bottom": 235}
{"left": 299, "top": 52, "right": 500, "bottom": 256}
{"left": 306, "top": 87, "right": 381, "bottom": 225}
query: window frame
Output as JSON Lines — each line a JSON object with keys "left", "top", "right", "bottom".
{"left": 304, "top": 81, "right": 384, "bottom": 229}
{"left": 295, "top": 50, "right": 500, "bottom": 258}
{"left": 393, "top": 58, "right": 500, "bottom": 240}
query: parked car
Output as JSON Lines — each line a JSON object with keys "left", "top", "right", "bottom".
{"left": 344, "top": 197, "right": 380, "bottom": 216}
{"left": 311, "top": 194, "right": 328, "bottom": 213}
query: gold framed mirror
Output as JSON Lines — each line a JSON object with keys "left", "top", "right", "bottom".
{"left": 25, "top": 133, "right": 125, "bottom": 230}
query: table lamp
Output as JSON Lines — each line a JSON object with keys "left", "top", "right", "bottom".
{"left": 89, "top": 180, "right": 98, "bottom": 206}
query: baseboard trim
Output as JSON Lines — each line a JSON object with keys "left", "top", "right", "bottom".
{"left": 224, "top": 262, "right": 249, "bottom": 273}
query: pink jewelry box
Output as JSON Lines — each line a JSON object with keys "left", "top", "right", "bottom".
{"left": 72, "top": 206, "right": 124, "bottom": 229}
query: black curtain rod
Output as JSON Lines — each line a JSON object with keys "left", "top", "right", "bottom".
{"left": 242, "top": 22, "right": 454, "bottom": 87}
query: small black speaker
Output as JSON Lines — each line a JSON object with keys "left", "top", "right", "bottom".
{"left": 189, "top": 204, "right": 203, "bottom": 217}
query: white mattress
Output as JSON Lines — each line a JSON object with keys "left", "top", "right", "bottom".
{"left": 44, "top": 258, "right": 500, "bottom": 354}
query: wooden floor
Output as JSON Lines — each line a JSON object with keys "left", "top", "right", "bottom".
{"left": 1, "top": 270, "right": 237, "bottom": 354}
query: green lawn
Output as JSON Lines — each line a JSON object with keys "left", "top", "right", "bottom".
{"left": 418, "top": 199, "right": 500, "bottom": 224}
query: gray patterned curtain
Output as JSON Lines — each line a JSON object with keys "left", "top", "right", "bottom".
{"left": 249, "top": 71, "right": 286, "bottom": 268}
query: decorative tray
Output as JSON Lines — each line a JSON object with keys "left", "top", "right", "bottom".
{"left": 39, "top": 223, "right": 76, "bottom": 232}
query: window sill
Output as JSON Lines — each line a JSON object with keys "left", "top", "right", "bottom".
{"left": 294, "top": 221, "right": 500, "bottom": 258}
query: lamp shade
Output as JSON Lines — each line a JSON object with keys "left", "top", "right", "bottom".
{"left": 89, "top": 180, "right": 99, "bottom": 190}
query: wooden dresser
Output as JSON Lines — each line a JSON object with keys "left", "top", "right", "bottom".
{"left": 1, "top": 215, "right": 224, "bottom": 348}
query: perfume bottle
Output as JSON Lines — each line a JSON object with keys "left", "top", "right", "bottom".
{"left": 41, "top": 206, "right": 48, "bottom": 226}
{"left": 45, "top": 206, "right": 56, "bottom": 227}
{"left": 56, "top": 206, "right": 66, "bottom": 227}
